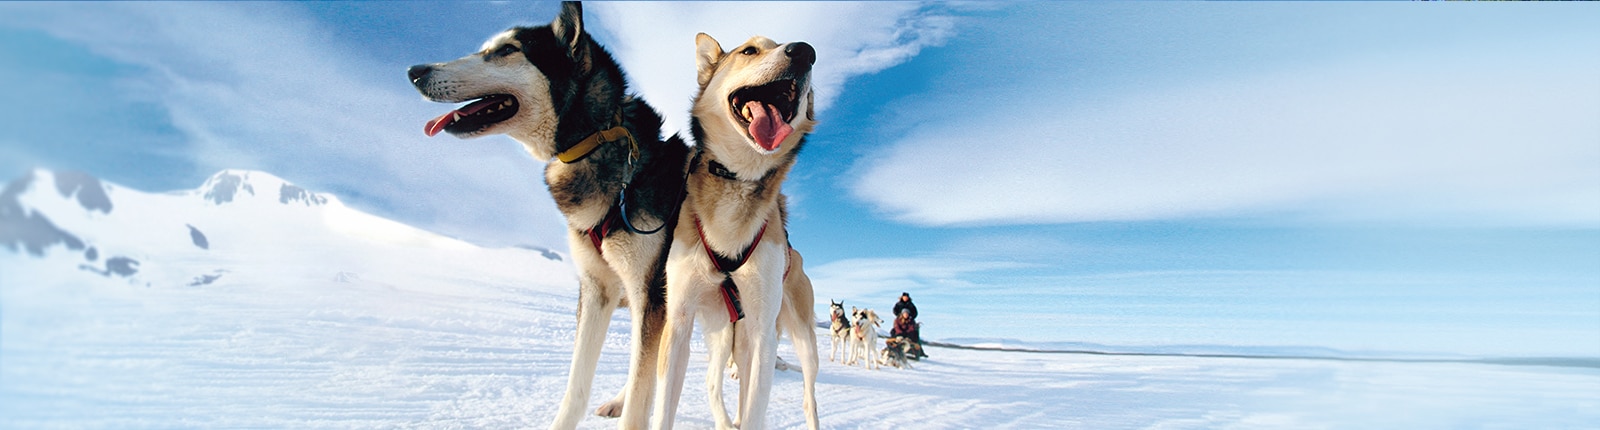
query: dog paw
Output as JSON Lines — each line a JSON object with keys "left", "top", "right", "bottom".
{"left": 593, "top": 399, "right": 624, "bottom": 418}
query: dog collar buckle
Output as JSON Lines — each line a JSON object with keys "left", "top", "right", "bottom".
{"left": 706, "top": 160, "right": 741, "bottom": 181}
{"left": 556, "top": 114, "right": 637, "bottom": 164}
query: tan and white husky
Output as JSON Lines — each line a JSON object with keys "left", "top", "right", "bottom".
{"left": 652, "top": 33, "right": 818, "bottom": 430}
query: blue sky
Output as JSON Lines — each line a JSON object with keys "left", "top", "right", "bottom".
{"left": 2, "top": 2, "right": 1596, "bottom": 357}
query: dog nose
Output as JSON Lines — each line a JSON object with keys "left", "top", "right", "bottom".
{"left": 407, "top": 64, "right": 433, "bottom": 83}
{"left": 784, "top": 42, "right": 815, "bottom": 67}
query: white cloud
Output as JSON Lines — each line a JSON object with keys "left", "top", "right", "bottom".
{"left": 0, "top": 3, "right": 570, "bottom": 248}
{"left": 807, "top": 257, "right": 1026, "bottom": 305}
{"left": 588, "top": 1, "right": 957, "bottom": 136}
{"left": 852, "top": 40, "right": 1600, "bottom": 227}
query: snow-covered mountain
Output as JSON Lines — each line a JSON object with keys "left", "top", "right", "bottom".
{"left": 1, "top": 168, "right": 565, "bottom": 288}
{"left": 3, "top": 169, "right": 1595, "bottom": 429}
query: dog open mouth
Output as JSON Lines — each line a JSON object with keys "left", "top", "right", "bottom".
{"left": 729, "top": 79, "right": 799, "bottom": 151}
{"left": 424, "top": 94, "right": 519, "bottom": 137}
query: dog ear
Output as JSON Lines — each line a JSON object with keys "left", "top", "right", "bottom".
{"left": 553, "top": 1, "right": 585, "bottom": 54}
{"left": 695, "top": 33, "right": 724, "bottom": 87}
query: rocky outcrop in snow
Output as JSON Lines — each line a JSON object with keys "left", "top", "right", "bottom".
{"left": 52, "top": 170, "right": 114, "bottom": 214}
{"left": 187, "top": 224, "right": 210, "bottom": 250}
{"left": 201, "top": 171, "right": 253, "bottom": 205}
{"left": 278, "top": 183, "right": 327, "bottom": 206}
{"left": 1, "top": 172, "right": 87, "bottom": 256}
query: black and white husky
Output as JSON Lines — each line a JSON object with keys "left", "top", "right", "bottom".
{"left": 653, "top": 33, "right": 818, "bottom": 430}
{"left": 829, "top": 300, "right": 851, "bottom": 362}
{"left": 407, "top": 3, "right": 688, "bottom": 429}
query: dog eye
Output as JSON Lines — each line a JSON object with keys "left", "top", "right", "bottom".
{"left": 494, "top": 44, "right": 519, "bottom": 57}
{"left": 740, "top": 46, "right": 758, "bottom": 56}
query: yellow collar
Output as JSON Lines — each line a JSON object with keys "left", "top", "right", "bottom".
{"left": 555, "top": 116, "right": 637, "bottom": 164}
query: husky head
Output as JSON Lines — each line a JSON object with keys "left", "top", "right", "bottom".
{"left": 408, "top": 2, "right": 625, "bottom": 161}
{"left": 691, "top": 33, "right": 816, "bottom": 174}
{"left": 854, "top": 308, "right": 880, "bottom": 328}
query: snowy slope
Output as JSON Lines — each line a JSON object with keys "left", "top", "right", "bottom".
{"left": 3, "top": 170, "right": 1597, "bottom": 429}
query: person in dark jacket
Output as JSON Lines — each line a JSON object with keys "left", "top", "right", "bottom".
{"left": 892, "top": 292, "right": 917, "bottom": 321}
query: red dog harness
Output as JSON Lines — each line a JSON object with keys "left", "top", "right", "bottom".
{"left": 696, "top": 217, "right": 769, "bottom": 323}
{"left": 584, "top": 206, "right": 621, "bottom": 255}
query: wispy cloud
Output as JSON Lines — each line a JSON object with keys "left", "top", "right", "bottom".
{"left": 808, "top": 256, "right": 1027, "bottom": 305}
{"left": 588, "top": 1, "right": 959, "bottom": 136}
{"left": 849, "top": 6, "right": 1600, "bottom": 228}
{"left": 0, "top": 3, "right": 570, "bottom": 247}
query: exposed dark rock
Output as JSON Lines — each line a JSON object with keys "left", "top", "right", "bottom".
{"left": 189, "top": 270, "right": 225, "bottom": 286}
{"left": 2, "top": 172, "right": 87, "bottom": 256}
{"left": 279, "top": 183, "right": 327, "bottom": 206}
{"left": 515, "top": 244, "right": 564, "bottom": 261}
{"left": 52, "top": 170, "right": 113, "bottom": 214}
{"left": 78, "top": 256, "right": 139, "bottom": 278}
{"left": 106, "top": 257, "right": 139, "bottom": 277}
{"left": 202, "top": 172, "right": 254, "bottom": 204}
{"left": 187, "top": 224, "right": 209, "bottom": 250}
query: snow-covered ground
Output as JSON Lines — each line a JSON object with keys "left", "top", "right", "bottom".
{"left": 4, "top": 170, "right": 1596, "bottom": 429}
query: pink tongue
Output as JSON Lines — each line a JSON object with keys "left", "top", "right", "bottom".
{"left": 424, "top": 98, "right": 499, "bottom": 137}
{"left": 745, "top": 101, "right": 791, "bottom": 152}
{"left": 424, "top": 111, "right": 455, "bottom": 137}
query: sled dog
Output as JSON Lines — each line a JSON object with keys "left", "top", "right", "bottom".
{"left": 407, "top": 3, "right": 688, "bottom": 429}
{"left": 828, "top": 300, "right": 852, "bottom": 362}
{"left": 653, "top": 34, "right": 817, "bottom": 430}
{"left": 881, "top": 336, "right": 914, "bottom": 370}
{"left": 849, "top": 309, "right": 882, "bottom": 369}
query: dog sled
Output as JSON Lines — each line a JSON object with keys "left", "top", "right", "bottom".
{"left": 880, "top": 336, "right": 927, "bottom": 369}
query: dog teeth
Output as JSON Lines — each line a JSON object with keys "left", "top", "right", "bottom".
{"left": 741, "top": 105, "right": 753, "bottom": 121}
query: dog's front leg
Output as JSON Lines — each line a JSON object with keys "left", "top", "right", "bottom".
{"left": 731, "top": 324, "right": 754, "bottom": 429}
{"left": 732, "top": 254, "right": 785, "bottom": 430}
{"left": 617, "top": 279, "right": 665, "bottom": 429}
{"left": 832, "top": 330, "right": 844, "bottom": 361}
{"left": 650, "top": 280, "right": 700, "bottom": 430}
{"left": 702, "top": 319, "right": 737, "bottom": 430}
{"left": 734, "top": 316, "right": 780, "bottom": 430}
{"left": 550, "top": 272, "right": 618, "bottom": 430}
{"left": 779, "top": 278, "right": 821, "bottom": 430}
